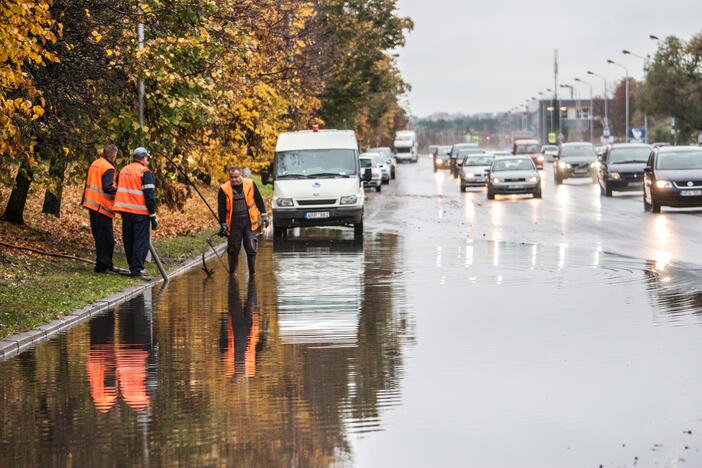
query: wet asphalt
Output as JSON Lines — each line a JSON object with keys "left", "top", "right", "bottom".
{"left": 1, "top": 155, "right": 702, "bottom": 467}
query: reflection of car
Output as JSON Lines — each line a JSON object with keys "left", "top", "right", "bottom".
{"left": 513, "top": 139, "right": 544, "bottom": 169}
{"left": 597, "top": 143, "right": 651, "bottom": 197}
{"left": 643, "top": 146, "right": 702, "bottom": 213}
{"left": 486, "top": 156, "right": 541, "bottom": 199}
{"left": 553, "top": 142, "right": 597, "bottom": 184}
{"left": 270, "top": 129, "right": 365, "bottom": 237}
{"left": 359, "top": 155, "right": 382, "bottom": 192}
{"left": 449, "top": 143, "right": 480, "bottom": 177}
{"left": 460, "top": 153, "right": 495, "bottom": 191}
{"left": 368, "top": 147, "right": 396, "bottom": 180}
{"left": 432, "top": 145, "right": 452, "bottom": 172}
{"left": 361, "top": 152, "right": 390, "bottom": 184}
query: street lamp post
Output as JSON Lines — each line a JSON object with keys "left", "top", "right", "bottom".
{"left": 538, "top": 92, "right": 547, "bottom": 144}
{"left": 607, "top": 59, "right": 629, "bottom": 142}
{"left": 587, "top": 71, "right": 609, "bottom": 142}
{"left": 546, "top": 88, "right": 554, "bottom": 141}
{"left": 575, "top": 77, "right": 594, "bottom": 143}
{"left": 623, "top": 49, "right": 649, "bottom": 143}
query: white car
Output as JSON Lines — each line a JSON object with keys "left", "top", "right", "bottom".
{"left": 368, "top": 147, "right": 397, "bottom": 180}
{"left": 266, "top": 129, "right": 367, "bottom": 237}
{"left": 359, "top": 155, "right": 382, "bottom": 192}
{"left": 361, "top": 151, "right": 390, "bottom": 184}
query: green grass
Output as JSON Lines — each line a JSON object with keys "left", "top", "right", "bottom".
{"left": 0, "top": 228, "right": 221, "bottom": 340}
{"left": 251, "top": 174, "right": 273, "bottom": 198}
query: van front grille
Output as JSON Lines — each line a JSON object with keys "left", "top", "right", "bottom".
{"left": 296, "top": 199, "right": 337, "bottom": 206}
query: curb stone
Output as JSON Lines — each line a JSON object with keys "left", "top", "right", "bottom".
{"left": 0, "top": 242, "right": 226, "bottom": 363}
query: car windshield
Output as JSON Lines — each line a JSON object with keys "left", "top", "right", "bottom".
{"left": 275, "top": 149, "right": 357, "bottom": 177}
{"left": 438, "top": 147, "right": 451, "bottom": 156}
{"left": 515, "top": 144, "right": 540, "bottom": 154}
{"left": 492, "top": 159, "right": 534, "bottom": 171}
{"left": 560, "top": 144, "right": 595, "bottom": 158}
{"left": 359, "top": 158, "right": 373, "bottom": 169}
{"left": 656, "top": 150, "right": 702, "bottom": 170}
{"left": 463, "top": 155, "right": 495, "bottom": 166}
{"left": 452, "top": 145, "right": 479, "bottom": 156}
{"left": 609, "top": 147, "right": 651, "bottom": 164}
{"left": 458, "top": 150, "right": 483, "bottom": 158}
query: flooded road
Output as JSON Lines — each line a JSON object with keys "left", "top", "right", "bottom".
{"left": 2, "top": 157, "right": 702, "bottom": 467}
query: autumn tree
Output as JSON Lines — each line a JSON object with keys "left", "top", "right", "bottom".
{"left": 638, "top": 33, "right": 702, "bottom": 142}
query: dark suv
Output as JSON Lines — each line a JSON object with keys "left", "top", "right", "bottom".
{"left": 597, "top": 144, "right": 651, "bottom": 197}
{"left": 643, "top": 146, "right": 702, "bottom": 213}
{"left": 553, "top": 142, "right": 597, "bottom": 184}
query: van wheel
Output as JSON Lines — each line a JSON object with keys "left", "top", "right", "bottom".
{"left": 354, "top": 221, "right": 364, "bottom": 236}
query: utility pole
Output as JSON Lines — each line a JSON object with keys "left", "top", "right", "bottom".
{"left": 138, "top": 12, "right": 145, "bottom": 130}
{"left": 554, "top": 50, "right": 561, "bottom": 141}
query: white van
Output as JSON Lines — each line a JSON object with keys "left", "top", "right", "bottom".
{"left": 394, "top": 130, "right": 418, "bottom": 163}
{"left": 266, "top": 129, "right": 368, "bottom": 238}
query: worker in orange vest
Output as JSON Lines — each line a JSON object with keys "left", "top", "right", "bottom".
{"left": 217, "top": 167, "right": 269, "bottom": 275}
{"left": 114, "top": 147, "right": 158, "bottom": 277}
{"left": 82, "top": 144, "right": 120, "bottom": 273}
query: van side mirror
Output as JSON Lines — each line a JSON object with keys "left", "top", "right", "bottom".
{"left": 363, "top": 168, "right": 372, "bottom": 182}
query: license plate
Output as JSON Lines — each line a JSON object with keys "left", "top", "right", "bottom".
{"left": 305, "top": 211, "right": 330, "bottom": 219}
{"left": 574, "top": 169, "right": 587, "bottom": 174}
{"left": 628, "top": 182, "right": 643, "bottom": 187}
{"left": 508, "top": 185, "right": 522, "bottom": 190}
{"left": 681, "top": 190, "right": 702, "bottom": 197}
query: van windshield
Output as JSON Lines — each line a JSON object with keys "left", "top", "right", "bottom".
{"left": 276, "top": 149, "right": 357, "bottom": 178}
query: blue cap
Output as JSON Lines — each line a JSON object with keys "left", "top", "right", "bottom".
{"left": 133, "top": 147, "right": 149, "bottom": 158}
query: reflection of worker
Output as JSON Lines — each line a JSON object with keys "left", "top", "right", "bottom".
{"left": 114, "top": 147, "right": 158, "bottom": 278}
{"left": 220, "top": 278, "right": 261, "bottom": 378}
{"left": 217, "top": 167, "right": 269, "bottom": 275}
{"left": 87, "top": 311, "right": 118, "bottom": 412}
{"left": 117, "top": 296, "right": 153, "bottom": 413}
{"left": 82, "top": 144, "right": 119, "bottom": 273}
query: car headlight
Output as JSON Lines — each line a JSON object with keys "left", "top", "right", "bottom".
{"left": 276, "top": 198, "right": 293, "bottom": 207}
{"left": 558, "top": 161, "right": 569, "bottom": 169}
{"left": 492, "top": 177, "right": 500, "bottom": 184}
{"left": 609, "top": 172, "right": 621, "bottom": 180}
{"left": 656, "top": 180, "right": 673, "bottom": 189}
{"left": 537, "top": 155, "right": 545, "bottom": 161}
{"left": 590, "top": 162, "right": 597, "bottom": 168}
{"left": 340, "top": 195, "right": 358, "bottom": 205}
{"left": 464, "top": 172, "right": 474, "bottom": 178}
{"left": 528, "top": 176, "right": 538, "bottom": 183}
{"left": 436, "top": 158, "right": 442, "bottom": 164}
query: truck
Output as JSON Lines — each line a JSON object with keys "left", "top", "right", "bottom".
{"left": 393, "top": 130, "right": 418, "bottom": 163}
{"left": 265, "top": 128, "right": 368, "bottom": 238}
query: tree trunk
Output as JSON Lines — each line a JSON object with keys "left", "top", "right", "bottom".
{"left": 2, "top": 158, "right": 34, "bottom": 225}
{"left": 42, "top": 151, "right": 68, "bottom": 217}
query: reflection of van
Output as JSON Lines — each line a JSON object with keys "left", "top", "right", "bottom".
{"left": 273, "top": 239, "right": 363, "bottom": 347}
{"left": 394, "top": 130, "right": 418, "bottom": 163}
{"left": 268, "top": 129, "right": 366, "bottom": 237}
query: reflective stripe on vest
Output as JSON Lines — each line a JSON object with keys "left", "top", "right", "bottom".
{"left": 221, "top": 179, "right": 261, "bottom": 234}
{"left": 83, "top": 157, "right": 116, "bottom": 218}
{"left": 114, "top": 162, "right": 150, "bottom": 215}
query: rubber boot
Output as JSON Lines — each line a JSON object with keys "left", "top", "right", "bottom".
{"left": 228, "top": 253, "right": 238, "bottom": 274}
{"left": 247, "top": 255, "right": 256, "bottom": 276}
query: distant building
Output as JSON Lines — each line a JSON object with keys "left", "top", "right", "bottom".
{"left": 530, "top": 98, "right": 611, "bottom": 144}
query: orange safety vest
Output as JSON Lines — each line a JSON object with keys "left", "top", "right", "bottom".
{"left": 82, "top": 157, "right": 116, "bottom": 218}
{"left": 114, "top": 161, "right": 152, "bottom": 215}
{"left": 221, "top": 179, "right": 261, "bottom": 234}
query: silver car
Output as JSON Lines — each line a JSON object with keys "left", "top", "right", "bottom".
{"left": 368, "top": 147, "right": 397, "bottom": 180}
{"left": 486, "top": 156, "right": 542, "bottom": 199}
{"left": 460, "top": 153, "right": 495, "bottom": 191}
{"left": 360, "top": 152, "right": 390, "bottom": 184}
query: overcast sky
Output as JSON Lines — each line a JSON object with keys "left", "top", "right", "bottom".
{"left": 395, "top": 0, "right": 702, "bottom": 117}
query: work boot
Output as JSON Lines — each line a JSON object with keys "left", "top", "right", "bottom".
{"left": 247, "top": 255, "right": 256, "bottom": 276}
{"left": 228, "top": 253, "right": 237, "bottom": 274}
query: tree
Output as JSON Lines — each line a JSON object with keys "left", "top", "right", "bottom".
{"left": 638, "top": 33, "right": 702, "bottom": 142}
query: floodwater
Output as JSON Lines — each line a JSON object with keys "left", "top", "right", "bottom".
{"left": 2, "top": 159, "right": 702, "bottom": 467}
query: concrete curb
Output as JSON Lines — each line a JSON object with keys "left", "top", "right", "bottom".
{"left": 0, "top": 242, "right": 226, "bottom": 362}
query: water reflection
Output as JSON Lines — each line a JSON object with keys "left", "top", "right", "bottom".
{"left": 0, "top": 232, "right": 412, "bottom": 466}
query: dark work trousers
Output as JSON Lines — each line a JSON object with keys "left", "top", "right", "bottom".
{"left": 89, "top": 209, "right": 115, "bottom": 272}
{"left": 228, "top": 216, "right": 258, "bottom": 274}
{"left": 121, "top": 212, "right": 151, "bottom": 274}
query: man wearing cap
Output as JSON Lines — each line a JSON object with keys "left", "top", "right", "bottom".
{"left": 114, "top": 147, "right": 158, "bottom": 277}
{"left": 217, "top": 167, "right": 269, "bottom": 275}
{"left": 82, "top": 144, "right": 120, "bottom": 273}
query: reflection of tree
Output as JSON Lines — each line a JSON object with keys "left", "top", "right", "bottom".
{"left": 0, "top": 233, "right": 414, "bottom": 466}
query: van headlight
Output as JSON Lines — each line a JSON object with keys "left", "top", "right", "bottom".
{"left": 655, "top": 180, "right": 672, "bottom": 189}
{"left": 276, "top": 198, "right": 293, "bottom": 207}
{"left": 340, "top": 195, "right": 358, "bottom": 205}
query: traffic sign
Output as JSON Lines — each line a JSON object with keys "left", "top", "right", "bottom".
{"left": 548, "top": 132, "right": 557, "bottom": 144}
